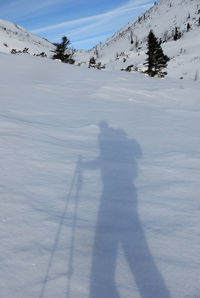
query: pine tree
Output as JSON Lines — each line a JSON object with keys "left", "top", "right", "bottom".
{"left": 130, "top": 31, "right": 134, "bottom": 44}
{"left": 144, "top": 30, "right": 169, "bottom": 77}
{"left": 89, "top": 57, "right": 96, "bottom": 68}
{"left": 187, "top": 23, "right": 191, "bottom": 32}
{"left": 173, "top": 27, "right": 182, "bottom": 40}
{"left": 52, "top": 36, "right": 74, "bottom": 63}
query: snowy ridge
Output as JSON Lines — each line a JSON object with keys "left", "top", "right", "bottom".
{"left": 0, "top": 19, "right": 54, "bottom": 56}
{"left": 75, "top": 0, "right": 200, "bottom": 80}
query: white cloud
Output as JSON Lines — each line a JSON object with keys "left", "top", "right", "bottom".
{"left": 0, "top": 0, "right": 153, "bottom": 48}
{"left": 0, "top": 0, "right": 68, "bottom": 19}
{"left": 0, "top": 0, "right": 81, "bottom": 27}
{"left": 31, "top": 0, "right": 153, "bottom": 48}
{"left": 72, "top": 34, "right": 111, "bottom": 48}
{"left": 33, "top": 0, "right": 152, "bottom": 34}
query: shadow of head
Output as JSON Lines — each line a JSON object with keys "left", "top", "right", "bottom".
{"left": 98, "top": 121, "right": 142, "bottom": 182}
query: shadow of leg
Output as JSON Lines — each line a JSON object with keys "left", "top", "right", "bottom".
{"left": 122, "top": 215, "right": 171, "bottom": 298}
{"left": 89, "top": 223, "right": 120, "bottom": 298}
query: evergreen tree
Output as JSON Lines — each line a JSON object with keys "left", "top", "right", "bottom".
{"left": 89, "top": 57, "right": 96, "bottom": 67}
{"left": 187, "top": 23, "right": 191, "bottom": 32}
{"left": 130, "top": 31, "right": 134, "bottom": 44}
{"left": 144, "top": 30, "right": 169, "bottom": 77}
{"left": 52, "top": 36, "right": 74, "bottom": 63}
{"left": 173, "top": 27, "right": 182, "bottom": 40}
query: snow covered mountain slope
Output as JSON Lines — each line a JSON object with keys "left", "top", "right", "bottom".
{"left": 75, "top": 0, "right": 200, "bottom": 80}
{"left": 0, "top": 52, "right": 200, "bottom": 297}
{"left": 0, "top": 19, "right": 54, "bottom": 56}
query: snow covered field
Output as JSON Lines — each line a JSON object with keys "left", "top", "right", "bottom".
{"left": 0, "top": 53, "right": 200, "bottom": 298}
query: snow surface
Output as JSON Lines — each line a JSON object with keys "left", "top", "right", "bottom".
{"left": 0, "top": 52, "right": 200, "bottom": 298}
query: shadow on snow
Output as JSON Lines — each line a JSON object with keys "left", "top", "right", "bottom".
{"left": 40, "top": 121, "right": 171, "bottom": 298}
{"left": 85, "top": 121, "right": 171, "bottom": 298}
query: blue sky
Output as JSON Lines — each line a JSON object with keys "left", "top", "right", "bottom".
{"left": 0, "top": 0, "right": 154, "bottom": 49}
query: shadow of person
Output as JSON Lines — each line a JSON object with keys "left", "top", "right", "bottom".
{"left": 84, "top": 121, "right": 171, "bottom": 298}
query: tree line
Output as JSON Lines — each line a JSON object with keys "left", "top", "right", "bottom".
{"left": 51, "top": 31, "right": 170, "bottom": 78}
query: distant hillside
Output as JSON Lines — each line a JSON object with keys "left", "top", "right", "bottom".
{"left": 0, "top": 19, "right": 54, "bottom": 56}
{"left": 75, "top": 0, "right": 200, "bottom": 80}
